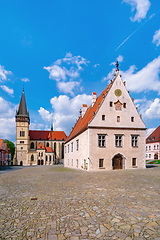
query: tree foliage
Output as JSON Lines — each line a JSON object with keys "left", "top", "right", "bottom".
{"left": 4, "top": 139, "right": 15, "bottom": 160}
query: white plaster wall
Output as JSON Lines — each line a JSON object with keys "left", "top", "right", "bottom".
{"left": 89, "top": 128, "right": 146, "bottom": 171}
{"left": 64, "top": 130, "right": 89, "bottom": 170}
{"left": 146, "top": 142, "right": 160, "bottom": 160}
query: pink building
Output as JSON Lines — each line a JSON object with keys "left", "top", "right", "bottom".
{"left": 146, "top": 126, "right": 160, "bottom": 160}
{"left": 0, "top": 139, "right": 6, "bottom": 166}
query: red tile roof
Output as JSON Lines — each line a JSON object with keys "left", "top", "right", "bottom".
{"left": 29, "top": 130, "right": 67, "bottom": 141}
{"left": 146, "top": 126, "right": 160, "bottom": 143}
{"left": 37, "top": 142, "right": 45, "bottom": 149}
{"left": 45, "top": 147, "right": 54, "bottom": 153}
{"left": 66, "top": 83, "right": 111, "bottom": 143}
{"left": 0, "top": 139, "right": 3, "bottom": 149}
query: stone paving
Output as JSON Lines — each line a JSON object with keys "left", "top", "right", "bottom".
{"left": 0, "top": 165, "right": 160, "bottom": 240}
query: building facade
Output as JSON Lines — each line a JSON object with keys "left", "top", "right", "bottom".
{"left": 14, "top": 90, "right": 67, "bottom": 166}
{"left": 64, "top": 65, "right": 146, "bottom": 171}
{"left": 0, "top": 139, "right": 6, "bottom": 167}
{"left": 146, "top": 126, "right": 160, "bottom": 161}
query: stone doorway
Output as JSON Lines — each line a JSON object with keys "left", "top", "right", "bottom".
{"left": 112, "top": 154, "right": 123, "bottom": 170}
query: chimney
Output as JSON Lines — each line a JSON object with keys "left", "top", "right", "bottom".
{"left": 82, "top": 104, "right": 87, "bottom": 117}
{"left": 92, "top": 92, "right": 96, "bottom": 107}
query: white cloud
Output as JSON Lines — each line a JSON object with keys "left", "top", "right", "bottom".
{"left": 146, "top": 128, "right": 156, "bottom": 137}
{"left": 38, "top": 94, "right": 92, "bottom": 135}
{"left": 57, "top": 81, "right": 80, "bottom": 96}
{"left": 144, "top": 98, "right": 160, "bottom": 119}
{"left": 38, "top": 107, "right": 54, "bottom": 122}
{"left": 121, "top": 56, "right": 160, "bottom": 93}
{"left": 94, "top": 63, "right": 100, "bottom": 68}
{"left": 153, "top": 29, "right": 160, "bottom": 47}
{"left": 0, "top": 97, "right": 17, "bottom": 141}
{"left": 21, "top": 78, "right": 30, "bottom": 82}
{"left": 30, "top": 122, "right": 45, "bottom": 130}
{"left": 1, "top": 85, "right": 14, "bottom": 95}
{"left": 117, "top": 55, "right": 123, "bottom": 63}
{"left": 0, "top": 65, "right": 12, "bottom": 82}
{"left": 44, "top": 53, "right": 89, "bottom": 95}
{"left": 105, "top": 56, "right": 160, "bottom": 93}
{"left": 123, "top": 0, "right": 151, "bottom": 22}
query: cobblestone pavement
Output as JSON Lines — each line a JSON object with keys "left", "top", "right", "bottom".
{"left": 0, "top": 165, "right": 160, "bottom": 240}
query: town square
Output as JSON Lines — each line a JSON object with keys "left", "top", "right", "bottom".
{"left": 0, "top": 165, "right": 160, "bottom": 239}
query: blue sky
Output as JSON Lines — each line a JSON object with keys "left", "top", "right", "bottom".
{"left": 0, "top": 0, "right": 160, "bottom": 142}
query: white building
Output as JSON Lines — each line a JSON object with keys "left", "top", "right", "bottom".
{"left": 64, "top": 64, "right": 146, "bottom": 171}
{"left": 146, "top": 126, "right": 160, "bottom": 161}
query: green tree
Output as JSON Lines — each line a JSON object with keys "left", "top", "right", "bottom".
{"left": 4, "top": 139, "right": 15, "bottom": 161}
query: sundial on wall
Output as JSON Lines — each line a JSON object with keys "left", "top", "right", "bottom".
{"left": 114, "top": 89, "right": 122, "bottom": 97}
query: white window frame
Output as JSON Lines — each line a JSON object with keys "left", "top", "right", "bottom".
{"left": 115, "top": 135, "right": 123, "bottom": 147}
{"left": 131, "top": 135, "right": 138, "bottom": 147}
{"left": 98, "top": 134, "right": 106, "bottom": 147}
{"left": 76, "top": 140, "right": 79, "bottom": 151}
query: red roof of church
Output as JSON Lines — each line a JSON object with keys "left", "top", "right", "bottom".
{"left": 45, "top": 147, "right": 54, "bottom": 153}
{"left": 146, "top": 126, "right": 160, "bottom": 143}
{"left": 37, "top": 142, "right": 54, "bottom": 153}
{"left": 37, "top": 142, "right": 45, "bottom": 149}
{"left": 66, "top": 83, "right": 111, "bottom": 143}
{"left": 29, "top": 130, "right": 67, "bottom": 141}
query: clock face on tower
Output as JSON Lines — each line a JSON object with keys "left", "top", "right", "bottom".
{"left": 20, "top": 122, "right": 24, "bottom": 126}
{"left": 114, "top": 89, "right": 122, "bottom": 97}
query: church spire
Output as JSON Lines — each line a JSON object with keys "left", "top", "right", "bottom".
{"left": 15, "top": 89, "right": 30, "bottom": 123}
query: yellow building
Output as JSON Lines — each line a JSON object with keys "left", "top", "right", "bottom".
{"left": 14, "top": 90, "right": 67, "bottom": 166}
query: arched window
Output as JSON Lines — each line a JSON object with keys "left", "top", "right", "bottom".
{"left": 31, "top": 142, "right": 34, "bottom": 149}
{"left": 46, "top": 142, "right": 49, "bottom": 147}
{"left": 54, "top": 142, "right": 56, "bottom": 154}
{"left": 46, "top": 155, "right": 48, "bottom": 161}
{"left": 61, "top": 143, "right": 64, "bottom": 159}
{"left": 31, "top": 154, "right": 34, "bottom": 161}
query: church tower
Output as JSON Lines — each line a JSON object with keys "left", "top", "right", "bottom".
{"left": 15, "top": 89, "right": 30, "bottom": 166}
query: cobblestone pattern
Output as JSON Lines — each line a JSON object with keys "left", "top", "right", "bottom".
{"left": 0, "top": 165, "right": 160, "bottom": 239}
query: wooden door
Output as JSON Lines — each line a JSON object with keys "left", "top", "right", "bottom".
{"left": 113, "top": 155, "right": 123, "bottom": 170}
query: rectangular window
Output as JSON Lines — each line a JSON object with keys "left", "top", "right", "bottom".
{"left": 149, "top": 154, "right": 151, "bottom": 158}
{"left": 71, "top": 142, "right": 73, "bottom": 152}
{"left": 102, "top": 115, "right": 105, "bottom": 120}
{"left": 110, "top": 102, "right": 113, "bottom": 107}
{"left": 154, "top": 145, "right": 156, "bottom": 150}
{"left": 65, "top": 146, "right": 66, "bottom": 153}
{"left": 117, "top": 116, "right": 120, "bottom": 122}
{"left": 21, "top": 147, "right": 23, "bottom": 149}
{"left": 76, "top": 139, "right": 79, "bottom": 151}
{"left": 76, "top": 159, "right": 78, "bottom": 168}
{"left": 131, "top": 135, "right": 138, "bottom": 147}
{"left": 146, "top": 146, "right": 147, "bottom": 151}
{"left": 20, "top": 131, "right": 25, "bottom": 137}
{"left": 68, "top": 159, "right": 69, "bottom": 165}
{"left": 98, "top": 134, "right": 106, "bottom": 147}
{"left": 99, "top": 159, "right": 104, "bottom": 168}
{"left": 115, "top": 135, "right": 122, "bottom": 147}
{"left": 132, "top": 158, "right": 136, "bottom": 167}
{"left": 146, "top": 154, "right": 148, "bottom": 158}
{"left": 149, "top": 146, "right": 151, "bottom": 150}
{"left": 157, "top": 145, "right": 159, "bottom": 150}
{"left": 68, "top": 144, "right": 69, "bottom": 153}
{"left": 123, "top": 103, "right": 126, "bottom": 108}
{"left": 131, "top": 117, "right": 134, "bottom": 122}
{"left": 71, "top": 159, "right": 73, "bottom": 166}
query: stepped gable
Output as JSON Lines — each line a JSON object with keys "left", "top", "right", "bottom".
{"left": 29, "top": 130, "right": 67, "bottom": 141}
{"left": 146, "top": 126, "right": 160, "bottom": 143}
{"left": 37, "top": 142, "right": 45, "bottom": 149}
{"left": 66, "top": 83, "right": 111, "bottom": 143}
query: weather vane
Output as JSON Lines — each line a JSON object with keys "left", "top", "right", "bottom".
{"left": 116, "top": 61, "right": 119, "bottom": 71}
